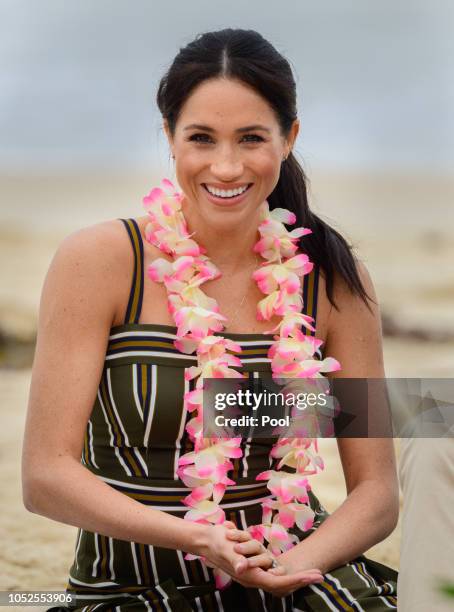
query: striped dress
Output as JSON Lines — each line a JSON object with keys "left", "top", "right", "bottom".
{"left": 61, "top": 218, "right": 398, "bottom": 612}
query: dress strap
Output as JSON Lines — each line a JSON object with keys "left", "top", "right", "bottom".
{"left": 119, "top": 218, "right": 144, "bottom": 325}
{"left": 302, "top": 264, "right": 320, "bottom": 335}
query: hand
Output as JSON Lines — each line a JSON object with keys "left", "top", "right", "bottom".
{"left": 227, "top": 565, "right": 324, "bottom": 597}
{"left": 198, "top": 521, "right": 249, "bottom": 578}
{"left": 226, "top": 527, "right": 280, "bottom": 571}
{"left": 224, "top": 527, "right": 324, "bottom": 597}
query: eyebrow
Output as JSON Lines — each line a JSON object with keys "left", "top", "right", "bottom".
{"left": 183, "top": 123, "right": 271, "bottom": 134}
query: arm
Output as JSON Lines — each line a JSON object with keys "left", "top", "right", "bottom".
{"left": 275, "top": 262, "right": 399, "bottom": 575}
{"left": 21, "top": 222, "right": 246, "bottom": 575}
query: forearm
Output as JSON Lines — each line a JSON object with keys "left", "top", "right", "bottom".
{"left": 278, "top": 480, "right": 399, "bottom": 575}
{"left": 23, "top": 457, "right": 207, "bottom": 556}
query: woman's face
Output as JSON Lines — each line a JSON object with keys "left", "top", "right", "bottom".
{"left": 165, "top": 77, "right": 299, "bottom": 230}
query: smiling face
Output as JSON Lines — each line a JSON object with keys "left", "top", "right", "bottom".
{"left": 164, "top": 77, "right": 299, "bottom": 231}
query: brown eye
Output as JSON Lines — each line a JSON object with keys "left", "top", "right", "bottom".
{"left": 242, "top": 134, "right": 264, "bottom": 143}
{"left": 188, "top": 133, "right": 213, "bottom": 143}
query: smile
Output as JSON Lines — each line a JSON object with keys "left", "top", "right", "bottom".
{"left": 203, "top": 184, "right": 252, "bottom": 199}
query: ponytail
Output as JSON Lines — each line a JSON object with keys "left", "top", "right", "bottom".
{"left": 268, "top": 153, "right": 373, "bottom": 310}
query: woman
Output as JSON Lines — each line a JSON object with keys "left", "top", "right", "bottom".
{"left": 22, "top": 28, "right": 399, "bottom": 611}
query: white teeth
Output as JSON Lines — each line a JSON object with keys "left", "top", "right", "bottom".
{"left": 205, "top": 184, "right": 249, "bottom": 198}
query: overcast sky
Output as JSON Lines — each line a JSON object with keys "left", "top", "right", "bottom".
{"left": 1, "top": 0, "right": 453, "bottom": 173}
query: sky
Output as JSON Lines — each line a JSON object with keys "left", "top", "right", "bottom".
{"left": 1, "top": 0, "right": 453, "bottom": 173}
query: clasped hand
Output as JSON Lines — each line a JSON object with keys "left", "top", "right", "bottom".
{"left": 202, "top": 521, "right": 324, "bottom": 598}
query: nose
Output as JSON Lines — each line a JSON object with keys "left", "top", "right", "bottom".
{"left": 210, "top": 146, "right": 244, "bottom": 181}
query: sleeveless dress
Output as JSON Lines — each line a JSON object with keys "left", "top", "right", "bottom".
{"left": 59, "top": 218, "right": 398, "bottom": 611}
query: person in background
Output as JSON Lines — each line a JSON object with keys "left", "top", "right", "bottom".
{"left": 399, "top": 438, "right": 454, "bottom": 611}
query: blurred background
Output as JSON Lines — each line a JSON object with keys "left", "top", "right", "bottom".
{"left": 1, "top": 0, "right": 453, "bottom": 596}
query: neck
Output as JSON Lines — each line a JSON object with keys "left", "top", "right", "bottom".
{"left": 182, "top": 198, "right": 261, "bottom": 273}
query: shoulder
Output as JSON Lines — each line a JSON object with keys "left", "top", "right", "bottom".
{"left": 314, "top": 261, "right": 378, "bottom": 344}
{"left": 322, "top": 259, "right": 384, "bottom": 377}
{"left": 329, "top": 259, "right": 379, "bottom": 319}
{"left": 56, "top": 218, "right": 127, "bottom": 259}
{"left": 43, "top": 218, "right": 135, "bottom": 326}
{"left": 327, "top": 258, "right": 381, "bottom": 331}
{"left": 53, "top": 217, "right": 137, "bottom": 276}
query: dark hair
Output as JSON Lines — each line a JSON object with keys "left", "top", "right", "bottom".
{"left": 157, "top": 28, "right": 372, "bottom": 309}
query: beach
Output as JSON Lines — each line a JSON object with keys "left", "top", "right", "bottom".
{"left": 1, "top": 169, "right": 453, "bottom": 594}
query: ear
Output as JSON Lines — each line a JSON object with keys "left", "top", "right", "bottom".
{"left": 163, "top": 119, "right": 174, "bottom": 152}
{"left": 286, "top": 119, "right": 300, "bottom": 155}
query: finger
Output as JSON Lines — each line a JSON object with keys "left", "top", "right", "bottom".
{"left": 290, "top": 572, "right": 324, "bottom": 584}
{"left": 297, "top": 570, "right": 324, "bottom": 582}
{"left": 304, "top": 568, "right": 324, "bottom": 577}
{"left": 232, "top": 553, "right": 249, "bottom": 574}
{"left": 302, "top": 575, "right": 325, "bottom": 586}
{"left": 226, "top": 529, "right": 252, "bottom": 542}
{"left": 278, "top": 562, "right": 324, "bottom": 581}
{"left": 308, "top": 574, "right": 325, "bottom": 583}
{"left": 246, "top": 553, "right": 274, "bottom": 569}
{"left": 233, "top": 540, "right": 264, "bottom": 555}
{"left": 289, "top": 570, "right": 324, "bottom": 584}
{"left": 261, "top": 570, "right": 322, "bottom": 590}
{"left": 223, "top": 520, "right": 236, "bottom": 529}
{"left": 225, "top": 529, "right": 252, "bottom": 543}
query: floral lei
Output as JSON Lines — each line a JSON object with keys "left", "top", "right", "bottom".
{"left": 143, "top": 179, "right": 340, "bottom": 588}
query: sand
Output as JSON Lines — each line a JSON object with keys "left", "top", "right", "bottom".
{"left": 1, "top": 170, "right": 453, "bottom": 595}
{"left": 0, "top": 366, "right": 402, "bottom": 593}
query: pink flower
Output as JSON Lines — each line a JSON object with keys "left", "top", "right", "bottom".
{"left": 266, "top": 311, "right": 316, "bottom": 336}
{"left": 257, "top": 289, "right": 303, "bottom": 320}
{"left": 254, "top": 203, "right": 312, "bottom": 262}
{"left": 253, "top": 254, "right": 313, "bottom": 295}
{"left": 142, "top": 179, "right": 342, "bottom": 559}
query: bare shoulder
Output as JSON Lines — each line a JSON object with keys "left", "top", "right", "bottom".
{"left": 322, "top": 259, "right": 384, "bottom": 377}
{"left": 43, "top": 218, "right": 133, "bottom": 329}
{"left": 328, "top": 259, "right": 379, "bottom": 321}
{"left": 314, "top": 264, "right": 375, "bottom": 346}
{"left": 24, "top": 219, "right": 136, "bottom": 471}
{"left": 56, "top": 218, "right": 128, "bottom": 266}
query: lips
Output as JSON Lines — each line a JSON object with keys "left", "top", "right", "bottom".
{"left": 202, "top": 183, "right": 253, "bottom": 202}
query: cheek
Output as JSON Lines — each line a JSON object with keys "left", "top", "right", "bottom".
{"left": 252, "top": 151, "right": 282, "bottom": 185}
{"left": 175, "top": 152, "right": 203, "bottom": 188}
